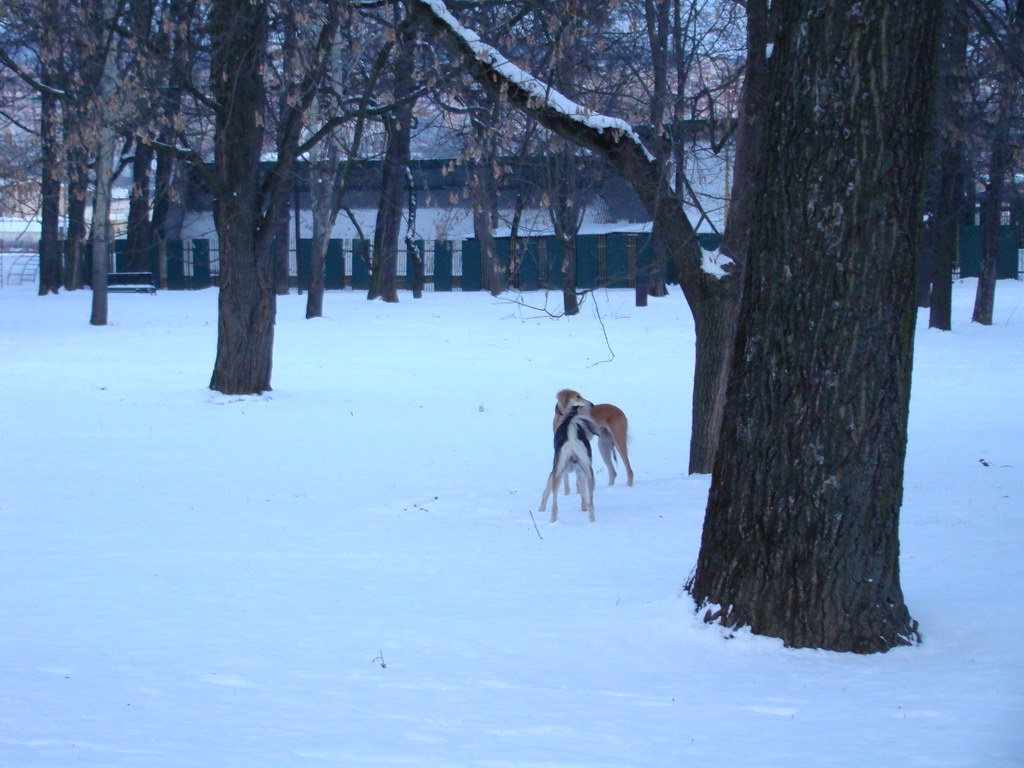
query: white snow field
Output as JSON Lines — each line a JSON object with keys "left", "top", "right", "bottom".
{"left": 1, "top": 278, "right": 1021, "bottom": 767}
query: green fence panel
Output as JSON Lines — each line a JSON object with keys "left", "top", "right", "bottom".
{"left": 405, "top": 241, "right": 425, "bottom": 292}
{"left": 462, "top": 239, "right": 482, "bottom": 291}
{"left": 165, "top": 240, "right": 185, "bottom": 289}
{"left": 576, "top": 235, "right": 599, "bottom": 289}
{"left": 544, "top": 236, "right": 563, "bottom": 290}
{"left": 698, "top": 233, "right": 723, "bottom": 252}
{"left": 297, "top": 239, "right": 345, "bottom": 289}
{"left": 604, "top": 233, "right": 631, "bottom": 287}
{"left": 515, "top": 237, "right": 543, "bottom": 291}
{"left": 113, "top": 239, "right": 127, "bottom": 273}
{"left": 296, "top": 239, "right": 311, "bottom": 288}
{"left": 433, "top": 241, "right": 454, "bottom": 291}
{"left": 325, "top": 239, "right": 345, "bottom": 289}
{"left": 959, "top": 225, "right": 1019, "bottom": 279}
{"left": 351, "top": 239, "right": 370, "bottom": 290}
{"left": 192, "top": 240, "right": 212, "bottom": 289}
{"left": 635, "top": 232, "right": 654, "bottom": 286}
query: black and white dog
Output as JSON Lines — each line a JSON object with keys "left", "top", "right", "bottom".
{"left": 539, "top": 403, "right": 600, "bottom": 522}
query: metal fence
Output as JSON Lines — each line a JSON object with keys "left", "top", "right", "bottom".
{"left": 70, "top": 226, "right": 1024, "bottom": 291}
{"left": 105, "top": 232, "right": 724, "bottom": 292}
{"left": 957, "top": 225, "right": 1023, "bottom": 280}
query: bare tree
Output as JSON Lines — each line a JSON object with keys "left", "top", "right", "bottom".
{"left": 368, "top": 5, "right": 418, "bottom": 303}
{"left": 88, "top": 0, "right": 123, "bottom": 326}
{"left": 207, "top": 0, "right": 339, "bottom": 394}
{"left": 924, "top": 0, "right": 970, "bottom": 331}
{"left": 973, "top": 0, "right": 1024, "bottom": 325}
{"left": 306, "top": 19, "right": 391, "bottom": 318}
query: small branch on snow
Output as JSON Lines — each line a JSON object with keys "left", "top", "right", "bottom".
{"left": 529, "top": 509, "right": 544, "bottom": 540}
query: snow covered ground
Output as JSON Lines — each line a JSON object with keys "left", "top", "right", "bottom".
{"left": 1, "top": 279, "right": 1021, "bottom": 767}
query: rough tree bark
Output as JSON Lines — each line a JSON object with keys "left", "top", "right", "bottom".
{"left": 208, "top": 0, "right": 339, "bottom": 393}
{"left": 686, "top": 0, "right": 941, "bottom": 653}
{"left": 208, "top": 0, "right": 275, "bottom": 392}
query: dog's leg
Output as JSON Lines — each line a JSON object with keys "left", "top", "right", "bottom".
{"left": 616, "top": 429, "right": 634, "bottom": 487}
{"left": 563, "top": 473, "right": 571, "bottom": 495}
{"left": 597, "top": 431, "right": 618, "bottom": 486}
{"left": 540, "top": 472, "right": 555, "bottom": 514}
{"left": 584, "top": 463, "right": 596, "bottom": 522}
{"left": 549, "top": 471, "right": 560, "bottom": 522}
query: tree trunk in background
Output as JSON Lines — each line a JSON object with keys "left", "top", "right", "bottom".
{"left": 272, "top": 3, "right": 299, "bottom": 297}
{"left": 687, "top": 0, "right": 941, "bottom": 653}
{"left": 472, "top": 160, "right": 503, "bottom": 296}
{"left": 369, "top": 15, "right": 416, "bottom": 303}
{"left": 928, "top": 0, "right": 968, "bottom": 332}
{"left": 368, "top": 116, "right": 407, "bottom": 303}
{"left": 973, "top": 93, "right": 1013, "bottom": 326}
{"left": 37, "top": 0, "right": 61, "bottom": 294}
{"left": 272, "top": 183, "right": 294, "bottom": 295}
{"left": 125, "top": 142, "right": 154, "bottom": 271}
{"left": 64, "top": 141, "right": 89, "bottom": 290}
{"left": 208, "top": 0, "right": 275, "bottom": 393}
{"left": 306, "top": 89, "right": 340, "bottom": 319}
{"left": 88, "top": 0, "right": 120, "bottom": 326}
{"left": 38, "top": 84, "right": 61, "bottom": 295}
{"left": 973, "top": 0, "right": 1023, "bottom": 325}
{"left": 150, "top": 0, "right": 191, "bottom": 289}
{"left": 547, "top": 146, "right": 585, "bottom": 316}
{"left": 89, "top": 134, "right": 117, "bottom": 326}
{"left": 687, "top": 0, "right": 769, "bottom": 473}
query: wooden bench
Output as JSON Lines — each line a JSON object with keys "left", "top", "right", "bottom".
{"left": 107, "top": 272, "right": 157, "bottom": 294}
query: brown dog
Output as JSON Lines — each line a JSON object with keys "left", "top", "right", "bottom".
{"left": 554, "top": 389, "right": 634, "bottom": 487}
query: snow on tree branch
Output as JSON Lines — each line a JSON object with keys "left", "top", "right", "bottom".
{"left": 410, "top": 0, "right": 654, "bottom": 164}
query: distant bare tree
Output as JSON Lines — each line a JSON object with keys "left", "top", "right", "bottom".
{"left": 369, "top": 5, "right": 418, "bottom": 303}
{"left": 207, "top": 0, "right": 340, "bottom": 393}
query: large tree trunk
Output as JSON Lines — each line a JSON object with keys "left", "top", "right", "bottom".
{"left": 208, "top": 0, "right": 275, "bottom": 394}
{"left": 687, "top": 0, "right": 941, "bottom": 653}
